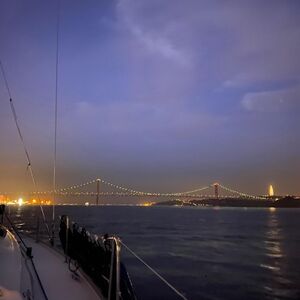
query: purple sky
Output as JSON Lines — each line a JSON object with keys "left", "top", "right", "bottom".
{"left": 0, "top": 0, "right": 299, "bottom": 197}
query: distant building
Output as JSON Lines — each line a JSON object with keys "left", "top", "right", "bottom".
{"left": 268, "top": 185, "right": 274, "bottom": 197}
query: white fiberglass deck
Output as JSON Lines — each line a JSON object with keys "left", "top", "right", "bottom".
{"left": 23, "top": 237, "right": 101, "bottom": 300}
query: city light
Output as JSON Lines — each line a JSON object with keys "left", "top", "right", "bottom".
{"left": 18, "top": 198, "right": 23, "bottom": 206}
{"left": 0, "top": 197, "right": 52, "bottom": 206}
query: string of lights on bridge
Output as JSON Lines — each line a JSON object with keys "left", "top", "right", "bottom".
{"left": 24, "top": 177, "right": 265, "bottom": 199}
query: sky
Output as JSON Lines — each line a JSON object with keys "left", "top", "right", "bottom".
{"left": 0, "top": 0, "right": 299, "bottom": 198}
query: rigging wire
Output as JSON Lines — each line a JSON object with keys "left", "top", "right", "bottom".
{"left": 0, "top": 59, "right": 12, "bottom": 98}
{"left": 0, "top": 58, "right": 51, "bottom": 239}
{"left": 120, "top": 240, "right": 188, "bottom": 300}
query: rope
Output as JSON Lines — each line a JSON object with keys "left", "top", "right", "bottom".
{"left": 120, "top": 240, "right": 188, "bottom": 300}
{"left": 0, "top": 58, "right": 52, "bottom": 239}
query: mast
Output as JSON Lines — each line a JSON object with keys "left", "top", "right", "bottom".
{"left": 52, "top": 0, "right": 61, "bottom": 245}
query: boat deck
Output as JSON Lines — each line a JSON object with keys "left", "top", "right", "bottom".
{"left": 23, "top": 237, "right": 101, "bottom": 300}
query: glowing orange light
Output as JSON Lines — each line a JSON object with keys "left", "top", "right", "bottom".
{"left": 269, "top": 185, "right": 274, "bottom": 196}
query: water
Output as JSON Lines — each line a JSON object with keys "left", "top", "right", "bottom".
{"left": 8, "top": 206, "right": 300, "bottom": 300}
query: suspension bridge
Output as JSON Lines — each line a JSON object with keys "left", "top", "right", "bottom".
{"left": 22, "top": 178, "right": 266, "bottom": 202}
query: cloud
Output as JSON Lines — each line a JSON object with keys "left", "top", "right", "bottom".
{"left": 116, "top": 0, "right": 193, "bottom": 67}
{"left": 241, "top": 86, "right": 300, "bottom": 112}
{"left": 129, "top": 26, "right": 190, "bottom": 67}
{"left": 116, "top": 0, "right": 300, "bottom": 91}
{"left": 72, "top": 100, "right": 225, "bottom": 140}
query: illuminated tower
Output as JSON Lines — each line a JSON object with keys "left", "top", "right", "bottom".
{"left": 96, "top": 178, "right": 100, "bottom": 205}
{"left": 213, "top": 183, "right": 219, "bottom": 198}
{"left": 268, "top": 185, "right": 274, "bottom": 197}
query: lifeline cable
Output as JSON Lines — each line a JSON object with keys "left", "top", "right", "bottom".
{"left": 4, "top": 213, "right": 49, "bottom": 300}
{"left": 120, "top": 240, "right": 188, "bottom": 300}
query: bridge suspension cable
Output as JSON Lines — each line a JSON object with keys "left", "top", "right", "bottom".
{"left": 173, "top": 185, "right": 211, "bottom": 195}
{"left": 33, "top": 177, "right": 144, "bottom": 196}
{"left": 57, "top": 179, "right": 98, "bottom": 192}
{"left": 34, "top": 177, "right": 212, "bottom": 198}
{"left": 57, "top": 178, "right": 144, "bottom": 195}
{"left": 218, "top": 184, "right": 264, "bottom": 199}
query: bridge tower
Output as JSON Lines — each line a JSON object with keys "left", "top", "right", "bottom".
{"left": 213, "top": 183, "right": 219, "bottom": 198}
{"left": 96, "top": 179, "right": 100, "bottom": 205}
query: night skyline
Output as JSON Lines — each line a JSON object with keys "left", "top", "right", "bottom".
{"left": 0, "top": 0, "right": 299, "bottom": 197}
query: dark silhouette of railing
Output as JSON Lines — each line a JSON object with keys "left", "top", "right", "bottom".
{"left": 59, "top": 215, "right": 136, "bottom": 300}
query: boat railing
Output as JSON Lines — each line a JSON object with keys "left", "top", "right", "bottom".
{"left": 59, "top": 215, "right": 136, "bottom": 300}
{"left": 107, "top": 236, "right": 120, "bottom": 300}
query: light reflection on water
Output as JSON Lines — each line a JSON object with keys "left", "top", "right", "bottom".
{"left": 265, "top": 209, "right": 283, "bottom": 260}
{"left": 261, "top": 208, "right": 299, "bottom": 299}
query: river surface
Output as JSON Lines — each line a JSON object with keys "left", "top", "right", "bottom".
{"left": 8, "top": 205, "right": 300, "bottom": 300}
